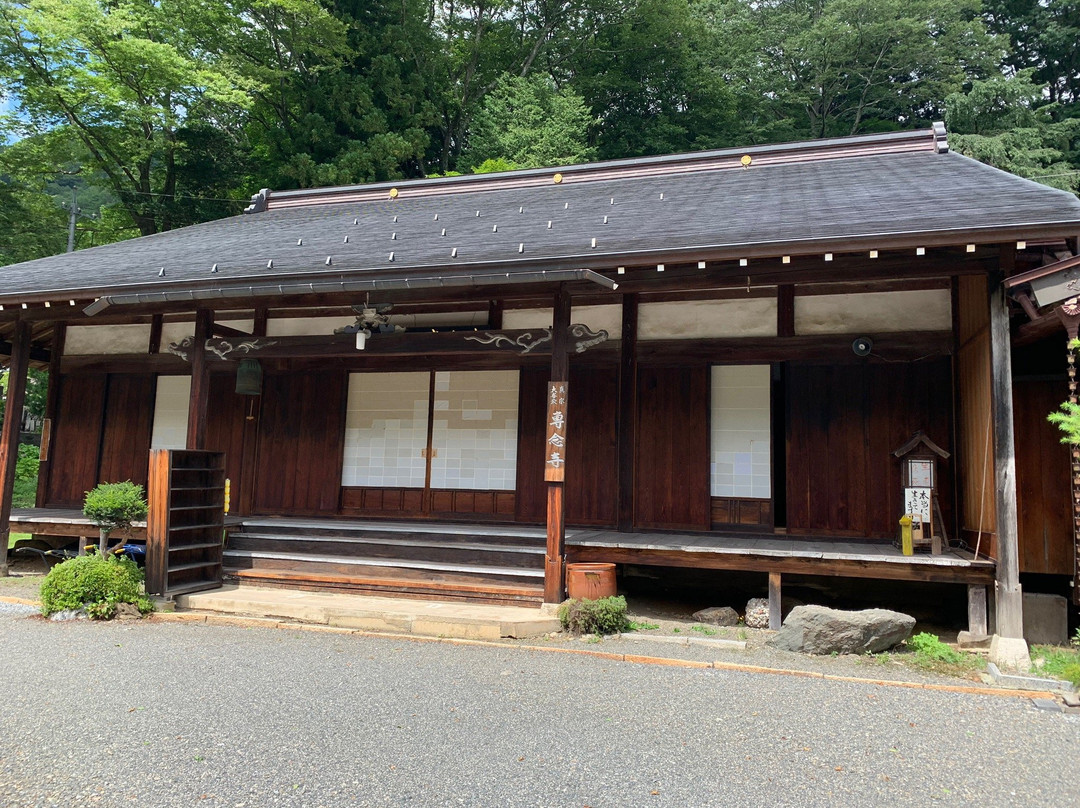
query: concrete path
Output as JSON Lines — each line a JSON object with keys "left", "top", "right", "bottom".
{"left": 1, "top": 613, "right": 1077, "bottom": 808}
{"left": 177, "top": 584, "right": 560, "bottom": 639}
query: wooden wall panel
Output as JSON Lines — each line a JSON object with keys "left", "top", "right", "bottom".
{"left": 786, "top": 359, "right": 952, "bottom": 539}
{"left": 516, "top": 365, "right": 619, "bottom": 526}
{"left": 97, "top": 374, "right": 156, "bottom": 489}
{"left": 956, "top": 274, "right": 996, "bottom": 555}
{"left": 711, "top": 497, "right": 773, "bottom": 528}
{"left": 204, "top": 373, "right": 252, "bottom": 513}
{"left": 1014, "top": 378, "right": 1073, "bottom": 575}
{"left": 45, "top": 375, "right": 106, "bottom": 507}
{"left": 340, "top": 487, "right": 514, "bottom": 520}
{"left": 634, "top": 365, "right": 710, "bottom": 530}
{"left": 253, "top": 371, "right": 347, "bottom": 515}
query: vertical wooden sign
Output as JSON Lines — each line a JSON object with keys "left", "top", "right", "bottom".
{"left": 544, "top": 381, "right": 568, "bottom": 482}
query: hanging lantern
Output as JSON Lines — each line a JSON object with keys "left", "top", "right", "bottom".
{"left": 235, "top": 359, "right": 262, "bottom": 396}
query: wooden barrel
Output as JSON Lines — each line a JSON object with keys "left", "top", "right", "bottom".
{"left": 566, "top": 562, "right": 617, "bottom": 600}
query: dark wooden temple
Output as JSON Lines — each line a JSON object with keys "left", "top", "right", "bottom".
{"left": 3, "top": 124, "right": 1080, "bottom": 636}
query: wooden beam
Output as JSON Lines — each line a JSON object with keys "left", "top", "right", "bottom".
{"left": 617, "top": 294, "right": 638, "bottom": 532}
{"left": 544, "top": 284, "right": 571, "bottom": 603}
{"left": 0, "top": 339, "right": 50, "bottom": 363}
{"left": 989, "top": 250, "right": 1024, "bottom": 639}
{"left": 36, "top": 323, "right": 65, "bottom": 508}
{"left": 0, "top": 321, "right": 31, "bottom": 575}
{"left": 186, "top": 309, "right": 212, "bottom": 450}
{"left": 148, "top": 314, "right": 163, "bottom": 354}
{"left": 777, "top": 285, "right": 795, "bottom": 338}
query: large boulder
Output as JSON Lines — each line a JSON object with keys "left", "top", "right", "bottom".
{"left": 692, "top": 606, "right": 740, "bottom": 626}
{"left": 766, "top": 605, "right": 915, "bottom": 655}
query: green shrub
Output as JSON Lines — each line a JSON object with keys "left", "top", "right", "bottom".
{"left": 12, "top": 476, "right": 37, "bottom": 508}
{"left": 39, "top": 554, "right": 145, "bottom": 618}
{"left": 558, "top": 595, "right": 629, "bottom": 635}
{"left": 908, "top": 632, "right": 965, "bottom": 665}
{"left": 83, "top": 481, "right": 148, "bottom": 533}
{"left": 15, "top": 444, "right": 39, "bottom": 481}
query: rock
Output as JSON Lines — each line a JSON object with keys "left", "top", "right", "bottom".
{"left": 49, "top": 608, "right": 87, "bottom": 622}
{"left": 692, "top": 606, "right": 739, "bottom": 626}
{"left": 744, "top": 598, "right": 770, "bottom": 629}
{"left": 989, "top": 635, "right": 1031, "bottom": 673}
{"left": 766, "top": 605, "right": 915, "bottom": 655}
{"left": 115, "top": 602, "right": 142, "bottom": 620}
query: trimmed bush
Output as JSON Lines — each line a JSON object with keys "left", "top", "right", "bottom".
{"left": 83, "top": 481, "right": 147, "bottom": 534}
{"left": 39, "top": 554, "right": 147, "bottom": 618}
{"left": 558, "top": 595, "right": 629, "bottom": 635}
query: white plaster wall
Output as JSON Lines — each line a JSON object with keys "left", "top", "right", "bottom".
{"left": 150, "top": 376, "right": 191, "bottom": 450}
{"left": 795, "top": 289, "right": 951, "bottom": 334}
{"left": 639, "top": 298, "right": 778, "bottom": 340}
{"left": 430, "top": 370, "right": 519, "bottom": 490}
{"left": 65, "top": 324, "right": 152, "bottom": 355}
{"left": 501, "top": 304, "right": 621, "bottom": 334}
{"left": 160, "top": 319, "right": 255, "bottom": 350}
{"left": 710, "top": 365, "right": 771, "bottom": 499}
{"left": 266, "top": 316, "right": 345, "bottom": 337}
{"left": 342, "top": 372, "right": 430, "bottom": 488}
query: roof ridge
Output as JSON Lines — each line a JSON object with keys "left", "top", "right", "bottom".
{"left": 246, "top": 125, "right": 948, "bottom": 214}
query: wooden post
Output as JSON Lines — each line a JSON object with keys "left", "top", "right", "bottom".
{"left": 0, "top": 321, "right": 32, "bottom": 576}
{"left": 186, "top": 309, "right": 212, "bottom": 450}
{"left": 777, "top": 285, "right": 795, "bottom": 338}
{"left": 544, "top": 285, "right": 571, "bottom": 604}
{"left": 36, "top": 323, "right": 65, "bottom": 508}
{"left": 617, "top": 293, "right": 638, "bottom": 532}
{"left": 989, "top": 255, "right": 1023, "bottom": 639}
{"left": 968, "top": 585, "right": 989, "bottom": 636}
{"left": 768, "top": 572, "right": 782, "bottom": 630}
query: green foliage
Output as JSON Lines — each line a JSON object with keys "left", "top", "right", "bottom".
{"left": 463, "top": 74, "right": 595, "bottom": 170}
{"left": 627, "top": 620, "right": 660, "bottom": 631}
{"left": 1031, "top": 643, "right": 1080, "bottom": 687}
{"left": 12, "top": 478, "right": 37, "bottom": 508}
{"left": 39, "top": 554, "right": 145, "bottom": 617}
{"left": 558, "top": 595, "right": 629, "bottom": 635}
{"left": 83, "top": 482, "right": 148, "bottom": 534}
{"left": 1048, "top": 400, "right": 1080, "bottom": 446}
{"left": 909, "top": 632, "right": 965, "bottom": 664}
{"left": 16, "top": 444, "right": 39, "bottom": 482}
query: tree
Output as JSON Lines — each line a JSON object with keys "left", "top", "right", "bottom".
{"left": 462, "top": 74, "right": 595, "bottom": 170}
{"left": 947, "top": 71, "right": 1080, "bottom": 194}
{"left": 0, "top": 0, "right": 341, "bottom": 234}
{"left": 984, "top": 0, "right": 1080, "bottom": 108}
{"left": 696, "top": 0, "right": 1002, "bottom": 141}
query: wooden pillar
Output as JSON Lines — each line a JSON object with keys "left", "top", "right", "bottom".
{"left": 36, "top": 323, "right": 65, "bottom": 507}
{"left": 0, "top": 321, "right": 32, "bottom": 576}
{"left": 989, "top": 254, "right": 1023, "bottom": 639}
{"left": 252, "top": 307, "right": 268, "bottom": 338}
{"left": 186, "top": 309, "right": 213, "bottom": 450}
{"left": 777, "top": 285, "right": 795, "bottom": 338}
{"left": 768, "top": 572, "right": 782, "bottom": 630}
{"left": 968, "top": 585, "right": 989, "bottom": 636}
{"left": 617, "top": 293, "right": 638, "bottom": 532}
{"left": 544, "top": 285, "right": 571, "bottom": 604}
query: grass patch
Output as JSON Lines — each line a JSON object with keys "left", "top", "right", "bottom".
{"left": 627, "top": 620, "right": 659, "bottom": 631}
{"left": 1031, "top": 642, "right": 1080, "bottom": 688}
{"left": 906, "top": 632, "right": 985, "bottom": 676}
{"left": 690, "top": 624, "right": 717, "bottom": 636}
{"left": 8, "top": 532, "right": 30, "bottom": 550}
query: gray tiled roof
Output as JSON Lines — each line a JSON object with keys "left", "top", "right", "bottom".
{"left": 3, "top": 144, "right": 1080, "bottom": 304}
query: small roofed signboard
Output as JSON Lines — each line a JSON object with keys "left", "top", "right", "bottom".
{"left": 544, "top": 381, "right": 568, "bottom": 482}
{"left": 1030, "top": 263, "right": 1080, "bottom": 308}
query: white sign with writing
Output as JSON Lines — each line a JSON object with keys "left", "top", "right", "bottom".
{"left": 904, "top": 487, "right": 932, "bottom": 522}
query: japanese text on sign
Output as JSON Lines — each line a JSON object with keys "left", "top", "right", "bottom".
{"left": 544, "top": 381, "right": 568, "bottom": 482}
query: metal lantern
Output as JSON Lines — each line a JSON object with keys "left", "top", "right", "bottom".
{"left": 235, "top": 359, "right": 263, "bottom": 396}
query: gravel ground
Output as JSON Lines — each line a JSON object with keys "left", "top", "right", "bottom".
{"left": 1, "top": 611, "right": 1077, "bottom": 808}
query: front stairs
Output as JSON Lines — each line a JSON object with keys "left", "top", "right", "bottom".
{"left": 223, "top": 518, "right": 546, "bottom": 605}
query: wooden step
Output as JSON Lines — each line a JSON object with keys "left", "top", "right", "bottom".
{"left": 235, "top": 518, "right": 547, "bottom": 548}
{"left": 227, "top": 532, "right": 543, "bottom": 569}
{"left": 223, "top": 568, "right": 544, "bottom": 606}
{"left": 223, "top": 549, "right": 543, "bottom": 582}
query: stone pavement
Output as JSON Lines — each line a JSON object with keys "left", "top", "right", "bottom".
{"left": 176, "top": 584, "right": 561, "bottom": 639}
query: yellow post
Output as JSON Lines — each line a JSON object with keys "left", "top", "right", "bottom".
{"left": 899, "top": 514, "right": 913, "bottom": 556}
{"left": 224, "top": 478, "right": 231, "bottom": 515}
